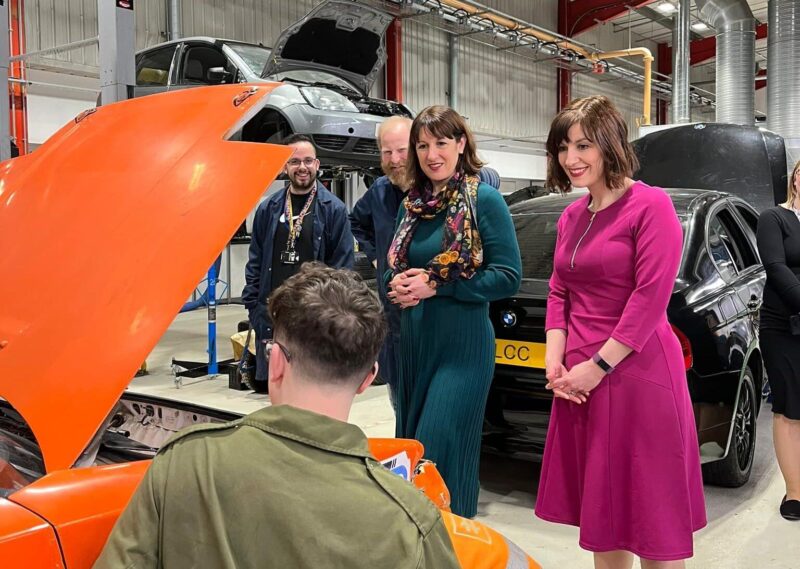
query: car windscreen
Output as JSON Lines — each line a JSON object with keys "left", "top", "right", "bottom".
{"left": 225, "top": 42, "right": 272, "bottom": 76}
{"left": 512, "top": 211, "right": 690, "bottom": 281}
{"left": 0, "top": 400, "right": 45, "bottom": 496}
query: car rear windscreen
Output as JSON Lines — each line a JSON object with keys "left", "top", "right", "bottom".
{"left": 513, "top": 213, "right": 559, "bottom": 280}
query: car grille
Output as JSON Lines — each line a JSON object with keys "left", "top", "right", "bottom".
{"left": 354, "top": 138, "right": 379, "bottom": 155}
{"left": 491, "top": 296, "right": 547, "bottom": 342}
{"left": 313, "top": 135, "right": 349, "bottom": 151}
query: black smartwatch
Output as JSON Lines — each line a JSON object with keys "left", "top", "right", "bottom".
{"left": 591, "top": 352, "right": 614, "bottom": 374}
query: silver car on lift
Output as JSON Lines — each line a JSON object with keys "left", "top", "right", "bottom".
{"left": 133, "top": 1, "right": 412, "bottom": 169}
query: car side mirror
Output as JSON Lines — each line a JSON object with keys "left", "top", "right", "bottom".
{"left": 207, "top": 67, "right": 232, "bottom": 84}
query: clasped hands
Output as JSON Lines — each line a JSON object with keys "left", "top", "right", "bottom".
{"left": 545, "top": 359, "right": 606, "bottom": 404}
{"left": 387, "top": 268, "right": 436, "bottom": 309}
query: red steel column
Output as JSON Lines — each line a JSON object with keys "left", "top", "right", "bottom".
{"left": 386, "top": 19, "right": 403, "bottom": 103}
{"left": 9, "top": 0, "right": 28, "bottom": 155}
{"left": 557, "top": 0, "right": 571, "bottom": 112}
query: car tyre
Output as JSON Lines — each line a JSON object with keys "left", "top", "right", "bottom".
{"left": 702, "top": 366, "right": 757, "bottom": 487}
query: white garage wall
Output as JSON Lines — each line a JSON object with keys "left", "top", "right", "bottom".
{"left": 402, "top": 0, "right": 558, "bottom": 140}
{"left": 21, "top": 0, "right": 658, "bottom": 145}
{"left": 23, "top": 0, "right": 324, "bottom": 74}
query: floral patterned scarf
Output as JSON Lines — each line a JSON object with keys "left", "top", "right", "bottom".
{"left": 388, "top": 172, "right": 483, "bottom": 287}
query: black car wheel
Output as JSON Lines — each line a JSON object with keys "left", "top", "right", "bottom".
{"left": 702, "top": 366, "right": 757, "bottom": 487}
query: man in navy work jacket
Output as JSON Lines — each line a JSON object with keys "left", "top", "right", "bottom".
{"left": 349, "top": 117, "right": 412, "bottom": 400}
{"left": 243, "top": 133, "right": 353, "bottom": 390}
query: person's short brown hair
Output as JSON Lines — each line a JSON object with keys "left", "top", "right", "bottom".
{"left": 785, "top": 160, "right": 800, "bottom": 207}
{"left": 406, "top": 105, "right": 484, "bottom": 190}
{"left": 268, "top": 263, "right": 386, "bottom": 385}
{"left": 546, "top": 96, "right": 639, "bottom": 193}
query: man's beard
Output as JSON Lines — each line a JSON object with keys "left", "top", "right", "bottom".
{"left": 289, "top": 171, "right": 316, "bottom": 191}
{"left": 382, "top": 162, "right": 406, "bottom": 187}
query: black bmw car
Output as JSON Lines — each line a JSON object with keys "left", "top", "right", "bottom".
{"left": 485, "top": 188, "right": 765, "bottom": 487}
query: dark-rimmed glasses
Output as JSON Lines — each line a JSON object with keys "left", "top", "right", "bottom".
{"left": 264, "top": 339, "right": 292, "bottom": 364}
{"left": 286, "top": 157, "right": 317, "bottom": 168}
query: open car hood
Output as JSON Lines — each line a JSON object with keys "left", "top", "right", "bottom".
{"left": 0, "top": 84, "right": 292, "bottom": 473}
{"left": 261, "top": 1, "right": 391, "bottom": 95}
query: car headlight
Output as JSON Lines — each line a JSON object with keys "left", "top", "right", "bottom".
{"left": 300, "top": 87, "right": 358, "bottom": 113}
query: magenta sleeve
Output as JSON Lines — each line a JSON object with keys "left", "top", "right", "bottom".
{"left": 545, "top": 213, "right": 570, "bottom": 331}
{"left": 610, "top": 191, "right": 682, "bottom": 352}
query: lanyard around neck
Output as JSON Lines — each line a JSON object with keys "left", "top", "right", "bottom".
{"left": 285, "top": 187, "right": 317, "bottom": 247}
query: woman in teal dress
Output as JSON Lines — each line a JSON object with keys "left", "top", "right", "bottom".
{"left": 387, "top": 106, "right": 521, "bottom": 518}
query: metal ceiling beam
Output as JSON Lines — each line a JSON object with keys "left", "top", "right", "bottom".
{"left": 567, "top": 0, "right": 658, "bottom": 36}
{"left": 630, "top": 5, "right": 704, "bottom": 41}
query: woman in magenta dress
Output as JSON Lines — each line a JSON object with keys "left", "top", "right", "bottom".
{"left": 534, "top": 96, "right": 707, "bottom": 568}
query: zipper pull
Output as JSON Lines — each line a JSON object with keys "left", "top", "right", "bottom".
{"left": 569, "top": 212, "right": 597, "bottom": 270}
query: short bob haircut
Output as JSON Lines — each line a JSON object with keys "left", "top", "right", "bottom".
{"left": 785, "top": 159, "right": 800, "bottom": 207}
{"left": 406, "top": 105, "right": 484, "bottom": 191}
{"left": 546, "top": 96, "right": 639, "bottom": 193}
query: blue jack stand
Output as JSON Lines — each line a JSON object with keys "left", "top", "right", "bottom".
{"left": 172, "top": 257, "right": 236, "bottom": 388}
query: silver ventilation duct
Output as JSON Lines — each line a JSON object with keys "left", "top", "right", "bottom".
{"left": 671, "top": 0, "right": 691, "bottom": 123}
{"left": 696, "top": 0, "right": 755, "bottom": 125}
{"left": 768, "top": 0, "right": 800, "bottom": 149}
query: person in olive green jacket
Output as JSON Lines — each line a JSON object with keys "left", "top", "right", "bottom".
{"left": 94, "top": 263, "right": 460, "bottom": 569}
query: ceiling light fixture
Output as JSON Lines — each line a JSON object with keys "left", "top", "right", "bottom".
{"left": 656, "top": 2, "right": 678, "bottom": 14}
{"left": 691, "top": 21, "right": 709, "bottom": 31}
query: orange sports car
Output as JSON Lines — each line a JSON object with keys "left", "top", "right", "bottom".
{"left": 0, "top": 84, "right": 541, "bottom": 568}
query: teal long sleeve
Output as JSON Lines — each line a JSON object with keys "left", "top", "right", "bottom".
{"left": 435, "top": 185, "right": 522, "bottom": 302}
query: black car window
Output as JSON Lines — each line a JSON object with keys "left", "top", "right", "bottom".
{"left": 732, "top": 204, "right": 761, "bottom": 263}
{"left": 136, "top": 45, "right": 176, "bottom": 86}
{"left": 179, "top": 46, "right": 229, "bottom": 85}
{"left": 718, "top": 208, "right": 759, "bottom": 271}
{"left": 512, "top": 213, "right": 560, "bottom": 280}
{"left": 734, "top": 204, "right": 759, "bottom": 236}
{"left": 705, "top": 214, "right": 739, "bottom": 280}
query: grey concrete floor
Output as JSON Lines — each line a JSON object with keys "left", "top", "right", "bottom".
{"left": 132, "top": 305, "right": 800, "bottom": 568}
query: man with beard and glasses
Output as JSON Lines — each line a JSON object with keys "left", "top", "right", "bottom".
{"left": 349, "top": 116, "right": 413, "bottom": 400}
{"left": 243, "top": 134, "right": 353, "bottom": 392}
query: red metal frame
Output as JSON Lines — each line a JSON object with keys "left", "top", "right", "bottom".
{"left": 386, "top": 19, "right": 403, "bottom": 103}
{"left": 756, "top": 68, "right": 766, "bottom": 91}
{"left": 9, "top": 0, "right": 28, "bottom": 155}
{"left": 557, "top": 0, "right": 571, "bottom": 112}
